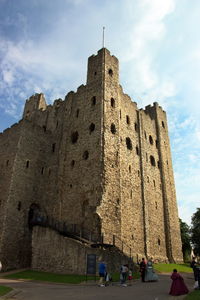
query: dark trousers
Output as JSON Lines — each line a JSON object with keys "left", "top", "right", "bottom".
{"left": 141, "top": 270, "right": 145, "bottom": 282}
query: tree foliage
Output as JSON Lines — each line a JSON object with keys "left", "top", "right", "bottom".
{"left": 190, "top": 208, "right": 200, "bottom": 256}
{"left": 179, "top": 218, "right": 191, "bottom": 261}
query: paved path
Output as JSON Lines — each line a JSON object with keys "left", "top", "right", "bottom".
{"left": 0, "top": 273, "right": 195, "bottom": 300}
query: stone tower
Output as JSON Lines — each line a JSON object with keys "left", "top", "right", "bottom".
{"left": 0, "top": 48, "right": 183, "bottom": 272}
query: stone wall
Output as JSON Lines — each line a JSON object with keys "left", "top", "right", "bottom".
{"left": 32, "top": 226, "right": 135, "bottom": 275}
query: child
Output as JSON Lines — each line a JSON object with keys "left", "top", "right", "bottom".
{"left": 169, "top": 269, "right": 189, "bottom": 296}
{"left": 128, "top": 269, "right": 133, "bottom": 285}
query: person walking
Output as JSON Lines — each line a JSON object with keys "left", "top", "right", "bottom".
{"left": 120, "top": 264, "right": 129, "bottom": 286}
{"left": 98, "top": 261, "right": 106, "bottom": 287}
{"left": 190, "top": 257, "right": 198, "bottom": 281}
{"left": 139, "top": 258, "right": 146, "bottom": 282}
{"left": 169, "top": 269, "right": 189, "bottom": 296}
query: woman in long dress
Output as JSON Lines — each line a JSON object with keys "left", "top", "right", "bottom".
{"left": 145, "top": 259, "right": 158, "bottom": 282}
{"left": 169, "top": 269, "right": 189, "bottom": 296}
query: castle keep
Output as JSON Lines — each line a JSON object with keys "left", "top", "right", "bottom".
{"left": 0, "top": 48, "right": 183, "bottom": 272}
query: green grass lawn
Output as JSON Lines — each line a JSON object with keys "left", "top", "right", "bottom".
{"left": 5, "top": 270, "right": 96, "bottom": 284}
{"left": 0, "top": 285, "right": 12, "bottom": 296}
{"left": 5, "top": 269, "right": 140, "bottom": 284}
{"left": 184, "top": 290, "right": 200, "bottom": 300}
{"left": 3, "top": 264, "right": 192, "bottom": 285}
{"left": 154, "top": 263, "right": 192, "bottom": 273}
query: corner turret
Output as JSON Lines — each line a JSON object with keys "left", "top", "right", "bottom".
{"left": 23, "top": 93, "right": 47, "bottom": 119}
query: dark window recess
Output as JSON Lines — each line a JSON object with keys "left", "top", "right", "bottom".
{"left": 52, "top": 143, "right": 56, "bottom": 152}
{"left": 129, "top": 165, "right": 131, "bottom": 173}
{"left": 155, "top": 202, "right": 158, "bottom": 209}
{"left": 6, "top": 160, "right": 9, "bottom": 166}
{"left": 76, "top": 109, "right": 79, "bottom": 118}
{"left": 136, "top": 146, "right": 139, "bottom": 155}
{"left": 147, "top": 176, "right": 149, "bottom": 183}
{"left": 43, "top": 125, "right": 46, "bottom": 132}
{"left": 108, "top": 69, "right": 113, "bottom": 76}
{"left": 126, "top": 115, "right": 130, "bottom": 125}
{"left": 91, "top": 96, "right": 96, "bottom": 105}
{"left": 89, "top": 123, "right": 95, "bottom": 134}
{"left": 150, "top": 155, "right": 156, "bottom": 166}
{"left": 149, "top": 135, "right": 153, "bottom": 145}
{"left": 138, "top": 170, "right": 140, "bottom": 177}
{"left": 120, "top": 110, "right": 121, "bottom": 119}
{"left": 71, "top": 131, "right": 79, "bottom": 144}
{"left": 117, "top": 198, "right": 120, "bottom": 205}
{"left": 131, "top": 235, "right": 134, "bottom": 240}
{"left": 70, "top": 184, "right": 72, "bottom": 188}
{"left": 162, "top": 121, "right": 165, "bottom": 128}
{"left": 83, "top": 151, "right": 89, "bottom": 160}
{"left": 71, "top": 160, "right": 75, "bottom": 168}
{"left": 157, "top": 161, "right": 160, "bottom": 169}
{"left": 111, "top": 98, "right": 115, "bottom": 107}
{"left": 17, "top": 201, "right": 21, "bottom": 211}
{"left": 134, "top": 123, "right": 138, "bottom": 132}
{"left": 130, "top": 190, "right": 132, "bottom": 198}
{"left": 111, "top": 123, "right": 116, "bottom": 134}
{"left": 41, "top": 167, "right": 44, "bottom": 175}
{"left": 156, "top": 140, "right": 158, "bottom": 148}
{"left": 56, "top": 121, "right": 59, "bottom": 128}
{"left": 126, "top": 137, "right": 132, "bottom": 150}
{"left": 153, "top": 180, "right": 156, "bottom": 187}
{"left": 94, "top": 71, "right": 97, "bottom": 76}
{"left": 158, "top": 238, "right": 161, "bottom": 246}
{"left": 26, "top": 160, "right": 30, "bottom": 168}
{"left": 146, "top": 153, "right": 148, "bottom": 162}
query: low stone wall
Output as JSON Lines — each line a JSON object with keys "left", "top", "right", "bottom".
{"left": 31, "top": 226, "right": 136, "bottom": 274}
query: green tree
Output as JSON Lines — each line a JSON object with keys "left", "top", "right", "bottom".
{"left": 179, "top": 218, "right": 191, "bottom": 261}
{"left": 190, "top": 208, "right": 200, "bottom": 256}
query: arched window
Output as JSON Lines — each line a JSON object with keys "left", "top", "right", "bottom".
{"left": 89, "top": 123, "right": 95, "bottom": 134}
{"left": 71, "top": 131, "right": 79, "bottom": 144}
{"left": 134, "top": 123, "right": 138, "bottom": 132}
{"left": 136, "top": 146, "right": 139, "bottom": 155}
{"left": 126, "top": 115, "right": 130, "bottom": 125}
{"left": 149, "top": 135, "right": 153, "bottom": 145}
{"left": 111, "top": 123, "right": 116, "bottom": 134}
{"left": 150, "top": 155, "right": 156, "bottom": 166}
{"left": 111, "top": 98, "right": 115, "bottom": 108}
{"left": 108, "top": 69, "right": 113, "bottom": 76}
{"left": 126, "top": 137, "right": 132, "bottom": 150}
{"left": 83, "top": 151, "right": 89, "bottom": 160}
{"left": 91, "top": 96, "right": 96, "bottom": 106}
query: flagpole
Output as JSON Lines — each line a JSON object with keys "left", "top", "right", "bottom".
{"left": 102, "top": 26, "right": 105, "bottom": 48}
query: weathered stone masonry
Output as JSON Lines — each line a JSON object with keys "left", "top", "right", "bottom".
{"left": 0, "top": 48, "right": 183, "bottom": 272}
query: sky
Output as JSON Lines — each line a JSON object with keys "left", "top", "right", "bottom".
{"left": 0, "top": 0, "right": 200, "bottom": 225}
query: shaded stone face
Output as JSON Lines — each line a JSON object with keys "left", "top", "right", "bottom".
{"left": 0, "top": 48, "right": 183, "bottom": 272}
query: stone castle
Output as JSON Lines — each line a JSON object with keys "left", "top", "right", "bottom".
{"left": 0, "top": 48, "right": 183, "bottom": 273}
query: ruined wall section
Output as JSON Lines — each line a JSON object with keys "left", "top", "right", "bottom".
{"left": 139, "top": 106, "right": 167, "bottom": 261}
{"left": 153, "top": 104, "right": 183, "bottom": 262}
